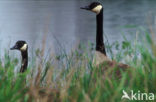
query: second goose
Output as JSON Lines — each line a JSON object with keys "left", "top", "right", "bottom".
{"left": 10, "top": 40, "right": 28, "bottom": 73}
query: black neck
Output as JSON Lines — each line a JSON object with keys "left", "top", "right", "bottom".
{"left": 96, "top": 9, "right": 106, "bottom": 56}
{"left": 20, "top": 50, "right": 28, "bottom": 73}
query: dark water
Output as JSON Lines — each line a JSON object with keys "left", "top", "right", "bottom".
{"left": 0, "top": 0, "right": 156, "bottom": 57}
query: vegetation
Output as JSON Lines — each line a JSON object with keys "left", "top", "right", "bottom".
{"left": 0, "top": 30, "right": 156, "bottom": 102}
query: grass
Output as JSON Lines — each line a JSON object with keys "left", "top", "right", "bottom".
{"left": 0, "top": 31, "right": 156, "bottom": 102}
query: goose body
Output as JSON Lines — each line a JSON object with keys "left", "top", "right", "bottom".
{"left": 81, "top": 2, "right": 129, "bottom": 70}
{"left": 10, "top": 40, "right": 28, "bottom": 73}
{"left": 93, "top": 51, "right": 110, "bottom": 65}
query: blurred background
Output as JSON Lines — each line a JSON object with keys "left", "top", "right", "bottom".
{"left": 0, "top": 0, "right": 156, "bottom": 56}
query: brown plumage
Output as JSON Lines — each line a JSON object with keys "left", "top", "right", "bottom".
{"left": 97, "top": 60, "right": 130, "bottom": 78}
{"left": 93, "top": 51, "right": 130, "bottom": 78}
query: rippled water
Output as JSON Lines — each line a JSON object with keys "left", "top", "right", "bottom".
{"left": 0, "top": 0, "right": 156, "bottom": 57}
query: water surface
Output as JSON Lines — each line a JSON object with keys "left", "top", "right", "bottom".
{"left": 0, "top": 0, "right": 156, "bottom": 57}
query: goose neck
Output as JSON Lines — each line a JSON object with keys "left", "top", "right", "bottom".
{"left": 20, "top": 50, "right": 28, "bottom": 72}
{"left": 96, "top": 9, "right": 106, "bottom": 56}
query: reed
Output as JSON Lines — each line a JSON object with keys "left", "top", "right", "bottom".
{"left": 0, "top": 29, "right": 155, "bottom": 102}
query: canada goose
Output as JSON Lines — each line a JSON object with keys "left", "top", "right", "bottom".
{"left": 81, "top": 2, "right": 106, "bottom": 56}
{"left": 81, "top": 2, "right": 130, "bottom": 72}
{"left": 10, "top": 40, "right": 28, "bottom": 73}
{"left": 81, "top": 2, "right": 111, "bottom": 65}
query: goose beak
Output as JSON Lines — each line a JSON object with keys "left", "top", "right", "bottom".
{"left": 80, "top": 6, "right": 90, "bottom": 10}
{"left": 10, "top": 45, "right": 18, "bottom": 50}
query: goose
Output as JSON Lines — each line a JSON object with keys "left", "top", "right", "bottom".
{"left": 10, "top": 40, "right": 28, "bottom": 73}
{"left": 81, "top": 2, "right": 130, "bottom": 75}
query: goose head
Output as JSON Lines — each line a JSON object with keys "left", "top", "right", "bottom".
{"left": 10, "top": 40, "right": 28, "bottom": 52}
{"left": 81, "top": 2, "right": 103, "bottom": 14}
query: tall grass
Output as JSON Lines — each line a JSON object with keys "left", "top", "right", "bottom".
{"left": 0, "top": 31, "right": 156, "bottom": 102}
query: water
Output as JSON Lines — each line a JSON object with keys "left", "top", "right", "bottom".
{"left": 0, "top": 0, "right": 156, "bottom": 57}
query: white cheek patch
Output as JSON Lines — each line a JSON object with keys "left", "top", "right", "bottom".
{"left": 20, "top": 44, "right": 28, "bottom": 51}
{"left": 91, "top": 5, "right": 102, "bottom": 14}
